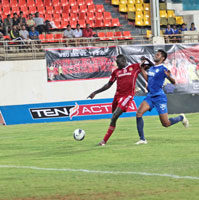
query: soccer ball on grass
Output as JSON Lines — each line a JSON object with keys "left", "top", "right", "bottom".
{"left": 73, "top": 129, "right": 85, "bottom": 141}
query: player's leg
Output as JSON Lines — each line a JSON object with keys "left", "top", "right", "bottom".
{"left": 98, "top": 107, "right": 123, "bottom": 146}
{"left": 135, "top": 100, "right": 151, "bottom": 144}
{"left": 156, "top": 100, "right": 189, "bottom": 128}
{"left": 159, "top": 113, "right": 189, "bottom": 128}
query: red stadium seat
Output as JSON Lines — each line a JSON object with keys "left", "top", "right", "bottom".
{"left": 103, "top": 19, "right": 112, "bottom": 27}
{"left": 112, "top": 18, "right": 121, "bottom": 27}
{"left": 53, "top": 0, "right": 60, "bottom": 7}
{"left": 11, "top": 6, "right": 20, "bottom": 14}
{"left": 79, "top": 12, "right": 86, "bottom": 20}
{"left": 20, "top": 6, "right": 29, "bottom": 15}
{"left": 62, "top": 13, "right": 69, "bottom": 21}
{"left": 60, "top": 0, "right": 68, "bottom": 6}
{"left": 61, "top": 21, "right": 69, "bottom": 29}
{"left": 70, "top": 13, "right": 78, "bottom": 21}
{"left": 46, "top": 33, "right": 54, "bottom": 42}
{"left": 104, "top": 12, "right": 112, "bottom": 20}
{"left": 87, "top": 12, "right": 95, "bottom": 21}
{"left": 106, "top": 32, "right": 115, "bottom": 40}
{"left": 29, "top": 6, "right": 37, "bottom": 14}
{"left": 95, "top": 19, "right": 104, "bottom": 28}
{"left": 53, "top": 13, "right": 61, "bottom": 22}
{"left": 95, "top": 4, "right": 104, "bottom": 12}
{"left": 3, "top": 7, "right": 11, "bottom": 15}
{"left": 45, "top": 14, "right": 53, "bottom": 21}
{"left": 27, "top": 0, "right": 35, "bottom": 8}
{"left": 37, "top": 6, "right": 45, "bottom": 15}
{"left": 69, "top": 20, "right": 77, "bottom": 29}
{"left": 115, "top": 31, "right": 124, "bottom": 40}
{"left": 79, "top": 5, "right": 87, "bottom": 13}
{"left": 85, "top": 0, "right": 94, "bottom": 6}
{"left": 39, "top": 34, "right": 46, "bottom": 43}
{"left": 87, "top": 4, "right": 95, "bottom": 12}
{"left": 46, "top": 6, "right": 54, "bottom": 14}
{"left": 78, "top": 19, "right": 86, "bottom": 28}
{"left": 71, "top": 5, "right": 79, "bottom": 14}
{"left": 95, "top": 12, "right": 103, "bottom": 20}
{"left": 35, "top": 0, "right": 44, "bottom": 7}
{"left": 98, "top": 32, "right": 107, "bottom": 40}
{"left": 62, "top": 5, "right": 70, "bottom": 14}
{"left": 68, "top": 0, "right": 76, "bottom": 7}
{"left": 86, "top": 19, "right": 95, "bottom": 28}
{"left": 54, "top": 5, "right": 62, "bottom": 14}
{"left": 77, "top": 0, "right": 85, "bottom": 6}
{"left": 54, "top": 33, "right": 63, "bottom": 43}
{"left": 123, "top": 31, "right": 133, "bottom": 39}
{"left": 54, "top": 21, "right": 61, "bottom": 29}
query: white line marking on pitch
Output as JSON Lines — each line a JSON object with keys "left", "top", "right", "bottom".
{"left": 0, "top": 165, "right": 199, "bottom": 180}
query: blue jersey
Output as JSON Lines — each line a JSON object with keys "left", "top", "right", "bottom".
{"left": 147, "top": 64, "right": 168, "bottom": 97}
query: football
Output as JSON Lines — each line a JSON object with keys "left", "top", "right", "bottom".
{"left": 73, "top": 129, "right": 85, "bottom": 141}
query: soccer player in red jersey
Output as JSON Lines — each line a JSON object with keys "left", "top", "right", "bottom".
{"left": 87, "top": 54, "right": 145, "bottom": 146}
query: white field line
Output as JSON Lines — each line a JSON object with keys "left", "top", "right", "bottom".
{"left": 0, "top": 165, "right": 199, "bottom": 180}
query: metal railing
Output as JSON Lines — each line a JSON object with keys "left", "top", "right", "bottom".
{"left": 0, "top": 35, "right": 151, "bottom": 61}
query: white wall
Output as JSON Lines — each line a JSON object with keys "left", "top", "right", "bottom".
{"left": 0, "top": 60, "right": 116, "bottom": 106}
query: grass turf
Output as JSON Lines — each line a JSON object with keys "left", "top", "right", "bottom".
{"left": 0, "top": 113, "right": 199, "bottom": 200}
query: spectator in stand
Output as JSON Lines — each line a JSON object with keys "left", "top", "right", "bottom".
{"left": 26, "top": 14, "right": 36, "bottom": 31}
{"left": 12, "top": 13, "right": 20, "bottom": 26}
{"left": 73, "top": 24, "right": 82, "bottom": 46}
{"left": 164, "top": 24, "right": 174, "bottom": 43}
{"left": 19, "top": 11, "right": 26, "bottom": 27}
{"left": 190, "top": 22, "right": 197, "bottom": 31}
{"left": 29, "top": 26, "right": 41, "bottom": 48}
{"left": 172, "top": 24, "right": 180, "bottom": 43}
{"left": 4, "top": 14, "right": 13, "bottom": 35}
{"left": 20, "top": 24, "right": 31, "bottom": 48}
{"left": 82, "top": 23, "right": 93, "bottom": 46}
{"left": 33, "top": 12, "right": 49, "bottom": 34}
{"left": 63, "top": 24, "right": 74, "bottom": 46}
{"left": 10, "top": 25, "right": 22, "bottom": 40}
{"left": 179, "top": 23, "right": 188, "bottom": 33}
{"left": 0, "top": 15, "right": 4, "bottom": 35}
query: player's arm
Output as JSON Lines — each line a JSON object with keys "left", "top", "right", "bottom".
{"left": 87, "top": 81, "right": 114, "bottom": 99}
{"left": 139, "top": 60, "right": 148, "bottom": 81}
{"left": 141, "top": 56, "right": 154, "bottom": 67}
{"left": 165, "top": 70, "right": 176, "bottom": 84}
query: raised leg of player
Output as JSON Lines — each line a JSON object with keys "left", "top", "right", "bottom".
{"left": 159, "top": 113, "right": 183, "bottom": 127}
{"left": 136, "top": 101, "right": 150, "bottom": 144}
{"left": 99, "top": 107, "right": 123, "bottom": 146}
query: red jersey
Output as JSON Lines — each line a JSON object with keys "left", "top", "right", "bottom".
{"left": 109, "top": 64, "right": 141, "bottom": 97}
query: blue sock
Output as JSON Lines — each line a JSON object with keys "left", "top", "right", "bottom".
{"left": 169, "top": 115, "right": 183, "bottom": 126}
{"left": 136, "top": 117, "right": 145, "bottom": 140}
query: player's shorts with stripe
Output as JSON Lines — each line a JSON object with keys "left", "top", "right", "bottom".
{"left": 112, "top": 95, "right": 133, "bottom": 113}
{"left": 144, "top": 95, "right": 168, "bottom": 115}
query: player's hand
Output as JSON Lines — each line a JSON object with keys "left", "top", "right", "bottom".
{"left": 87, "top": 92, "right": 96, "bottom": 99}
{"left": 164, "top": 69, "right": 171, "bottom": 77}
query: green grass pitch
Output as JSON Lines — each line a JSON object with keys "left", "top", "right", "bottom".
{"left": 0, "top": 113, "right": 199, "bottom": 200}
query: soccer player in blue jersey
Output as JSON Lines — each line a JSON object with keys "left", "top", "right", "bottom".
{"left": 135, "top": 49, "right": 189, "bottom": 144}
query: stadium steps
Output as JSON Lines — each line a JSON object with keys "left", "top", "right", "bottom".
{"left": 93, "top": 0, "right": 143, "bottom": 37}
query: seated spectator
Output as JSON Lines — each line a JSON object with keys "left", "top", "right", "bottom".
{"left": 10, "top": 25, "right": 22, "bottom": 41}
{"left": 82, "top": 24, "right": 93, "bottom": 46}
{"left": 29, "top": 26, "right": 39, "bottom": 40}
{"left": 26, "top": 14, "right": 36, "bottom": 31}
{"left": 4, "top": 14, "right": 13, "bottom": 35}
{"left": 33, "top": 12, "right": 50, "bottom": 34}
{"left": 164, "top": 24, "right": 174, "bottom": 43}
{"left": 0, "top": 15, "right": 4, "bottom": 35}
{"left": 172, "top": 24, "right": 180, "bottom": 43}
{"left": 29, "top": 26, "right": 41, "bottom": 48}
{"left": 179, "top": 23, "right": 188, "bottom": 33}
{"left": 12, "top": 13, "right": 20, "bottom": 27}
{"left": 73, "top": 24, "right": 82, "bottom": 46}
{"left": 63, "top": 25, "right": 74, "bottom": 46}
{"left": 190, "top": 22, "right": 196, "bottom": 31}
{"left": 19, "top": 24, "right": 31, "bottom": 48}
{"left": 19, "top": 11, "right": 26, "bottom": 27}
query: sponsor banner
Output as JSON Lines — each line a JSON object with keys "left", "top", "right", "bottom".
{"left": 0, "top": 97, "right": 158, "bottom": 125}
{"left": 119, "top": 44, "right": 199, "bottom": 94}
{"left": 46, "top": 46, "right": 118, "bottom": 81}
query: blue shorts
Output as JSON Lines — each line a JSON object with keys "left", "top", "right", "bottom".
{"left": 144, "top": 95, "right": 168, "bottom": 115}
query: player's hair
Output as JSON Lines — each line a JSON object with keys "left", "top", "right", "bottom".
{"left": 158, "top": 49, "right": 167, "bottom": 61}
{"left": 116, "top": 54, "right": 126, "bottom": 60}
